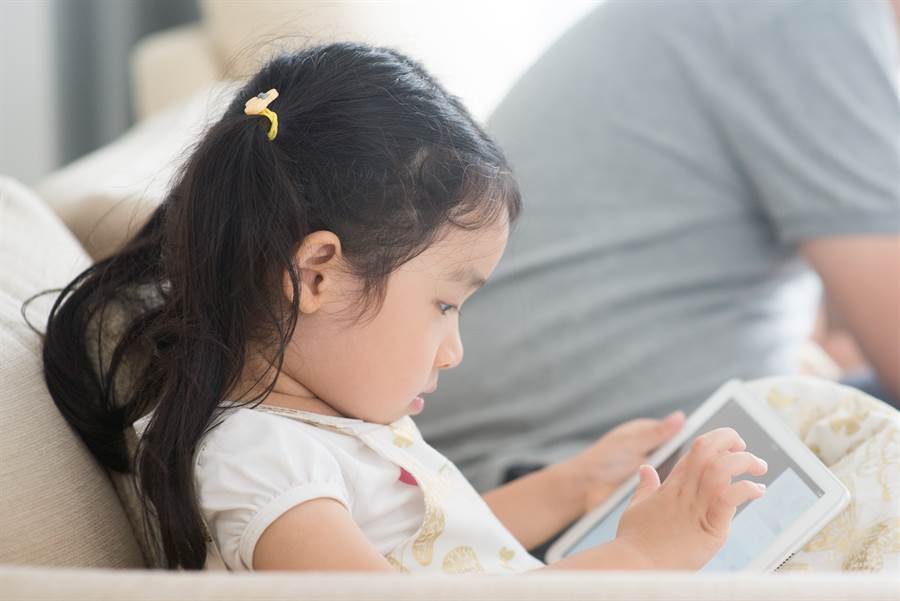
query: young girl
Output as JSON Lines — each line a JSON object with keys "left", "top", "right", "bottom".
{"left": 41, "top": 43, "right": 767, "bottom": 573}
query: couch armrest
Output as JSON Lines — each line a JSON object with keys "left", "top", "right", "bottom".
{"left": 1, "top": 565, "right": 898, "bottom": 600}
{"left": 130, "top": 23, "right": 222, "bottom": 122}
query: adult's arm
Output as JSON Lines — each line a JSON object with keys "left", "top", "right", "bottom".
{"left": 710, "top": 1, "right": 899, "bottom": 391}
{"left": 800, "top": 236, "right": 900, "bottom": 400}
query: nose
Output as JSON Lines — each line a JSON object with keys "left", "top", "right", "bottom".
{"left": 436, "top": 325, "right": 464, "bottom": 370}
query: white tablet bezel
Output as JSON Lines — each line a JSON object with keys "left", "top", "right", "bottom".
{"left": 544, "top": 379, "right": 850, "bottom": 570}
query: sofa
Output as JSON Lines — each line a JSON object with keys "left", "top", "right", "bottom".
{"left": 2, "top": 1, "right": 898, "bottom": 597}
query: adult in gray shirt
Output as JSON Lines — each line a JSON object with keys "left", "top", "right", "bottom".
{"left": 416, "top": 0, "right": 900, "bottom": 498}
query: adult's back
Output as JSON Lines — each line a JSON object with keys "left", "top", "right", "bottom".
{"left": 416, "top": 0, "right": 900, "bottom": 491}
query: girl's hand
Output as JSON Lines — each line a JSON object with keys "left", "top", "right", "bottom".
{"left": 561, "top": 411, "right": 686, "bottom": 513}
{"left": 615, "top": 427, "right": 768, "bottom": 570}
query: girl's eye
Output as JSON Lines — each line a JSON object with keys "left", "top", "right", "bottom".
{"left": 438, "top": 302, "right": 459, "bottom": 316}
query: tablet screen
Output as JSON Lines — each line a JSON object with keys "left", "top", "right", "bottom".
{"left": 562, "top": 398, "right": 825, "bottom": 571}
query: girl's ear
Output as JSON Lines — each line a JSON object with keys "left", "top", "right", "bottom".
{"left": 284, "top": 231, "right": 344, "bottom": 314}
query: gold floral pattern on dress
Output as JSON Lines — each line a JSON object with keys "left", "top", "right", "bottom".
{"left": 767, "top": 388, "right": 796, "bottom": 410}
{"left": 412, "top": 494, "right": 446, "bottom": 566}
{"left": 390, "top": 423, "right": 415, "bottom": 448}
{"left": 840, "top": 519, "right": 900, "bottom": 571}
{"left": 756, "top": 379, "right": 900, "bottom": 573}
{"left": 246, "top": 403, "right": 546, "bottom": 574}
{"left": 804, "top": 488, "right": 900, "bottom": 572}
{"left": 442, "top": 546, "right": 484, "bottom": 574}
{"left": 808, "top": 443, "right": 823, "bottom": 461}
{"left": 252, "top": 405, "right": 350, "bottom": 435}
{"left": 803, "top": 490, "right": 858, "bottom": 555}
{"left": 830, "top": 415, "right": 862, "bottom": 437}
{"left": 849, "top": 427, "right": 899, "bottom": 503}
{"left": 385, "top": 553, "right": 410, "bottom": 573}
{"left": 766, "top": 387, "right": 827, "bottom": 441}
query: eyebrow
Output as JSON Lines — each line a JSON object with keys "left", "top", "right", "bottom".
{"left": 447, "top": 265, "right": 487, "bottom": 291}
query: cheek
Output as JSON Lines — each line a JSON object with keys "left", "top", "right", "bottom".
{"left": 363, "top": 302, "right": 437, "bottom": 377}
{"left": 321, "top": 305, "right": 437, "bottom": 406}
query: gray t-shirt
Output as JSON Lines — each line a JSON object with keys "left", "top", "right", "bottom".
{"left": 416, "top": 0, "right": 900, "bottom": 492}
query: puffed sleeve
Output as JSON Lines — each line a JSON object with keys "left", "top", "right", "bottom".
{"left": 194, "top": 412, "right": 353, "bottom": 570}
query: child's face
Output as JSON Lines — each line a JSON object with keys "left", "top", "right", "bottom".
{"left": 277, "top": 219, "right": 509, "bottom": 424}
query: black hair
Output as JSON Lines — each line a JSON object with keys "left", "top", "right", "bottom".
{"left": 35, "top": 42, "right": 521, "bottom": 570}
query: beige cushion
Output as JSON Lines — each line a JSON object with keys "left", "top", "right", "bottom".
{"left": 1, "top": 565, "right": 899, "bottom": 599}
{"left": 129, "top": 23, "right": 222, "bottom": 121}
{"left": 0, "top": 176, "right": 145, "bottom": 568}
{"left": 40, "top": 2, "right": 591, "bottom": 260}
{"left": 34, "top": 81, "right": 241, "bottom": 261}
{"left": 198, "top": 0, "right": 593, "bottom": 121}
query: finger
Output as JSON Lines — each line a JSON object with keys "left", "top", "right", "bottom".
{"left": 703, "top": 452, "right": 769, "bottom": 487}
{"left": 628, "top": 411, "right": 687, "bottom": 452}
{"left": 700, "top": 427, "right": 747, "bottom": 454}
{"left": 679, "top": 428, "right": 746, "bottom": 489}
{"left": 707, "top": 480, "right": 766, "bottom": 532}
{"left": 664, "top": 410, "right": 686, "bottom": 426}
{"left": 657, "top": 411, "right": 686, "bottom": 441}
{"left": 727, "top": 438, "right": 747, "bottom": 452}
{"left": 697, "top": 452, "right": 768, "bottom": 499}
{"left": 630, "top": 464, "right": 661, "bottom": 506}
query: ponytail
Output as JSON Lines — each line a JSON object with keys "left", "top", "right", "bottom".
{"left": 42, "top": 113, "right": 302, "bottom": 569}
{"left": 42, "top": 206, "right": 167, "bottom": 472}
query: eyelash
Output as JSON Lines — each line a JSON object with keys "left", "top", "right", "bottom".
{"left": 438, "top": 302, "right": 460, "bottom": 316}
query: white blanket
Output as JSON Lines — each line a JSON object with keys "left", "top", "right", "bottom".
{"left": 743, "top": 376, "right": 900, "bottom": 572}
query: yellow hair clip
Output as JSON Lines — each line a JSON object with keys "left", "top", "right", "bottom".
{"left": 244, "top": 88, "right": 279, "bottom": 141}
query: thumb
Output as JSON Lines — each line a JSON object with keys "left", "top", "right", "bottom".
{"left": 654, "top": 411, "right": 685, "bottom": 442}
{"left": 630, "top": 464, "right": 661, "bottom": 506}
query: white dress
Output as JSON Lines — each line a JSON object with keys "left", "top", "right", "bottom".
{"left": 138, "top": 375, "right": 899, "bottom": 572}
{"left": 190, "top": 404, "right": 545, "bottom": 573}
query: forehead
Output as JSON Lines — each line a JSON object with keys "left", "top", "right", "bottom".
{"left": 429, "top": 221, "right": 508, "bottom": 271}
{"left": 401, "top": 221, "right": 509, "bottom": 282}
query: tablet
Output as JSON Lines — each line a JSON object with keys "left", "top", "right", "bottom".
{"left": 545, "top": 379, "right": 850, "bottom": 571}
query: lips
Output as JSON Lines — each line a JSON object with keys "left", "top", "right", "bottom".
{"left": 409, "top": 396, "right": 425, "bottom": 414}
{"left": 409, "top": 384, "right": 436, "bottom": 414}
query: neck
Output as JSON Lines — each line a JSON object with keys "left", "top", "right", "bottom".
{"left": 260, "top": 390, "right": 346, "bottom": 418}
{"left": 225, "top": 355, "right": 347, "bottom": 418}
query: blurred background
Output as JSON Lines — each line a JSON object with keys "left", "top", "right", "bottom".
{"left": 1, "top": 0, "right": 896, "bottom": 427}
{"left": 2, "top": 0, "right": 894, "bottom": 389}
{"left": 0, "top": 0, "right": 594, "bottom": 184}
{"left": 1, "top": 0, "right": 200, "bottom": 184}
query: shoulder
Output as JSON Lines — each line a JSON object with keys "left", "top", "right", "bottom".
{"left": 195, "top": 408, "right": 358, "bottom": 499}
{"left": 200, "top": 407, "right": 353, "bottom": 456}
{"left": 193, "top": 408, "right": 363, "bottom": 570}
